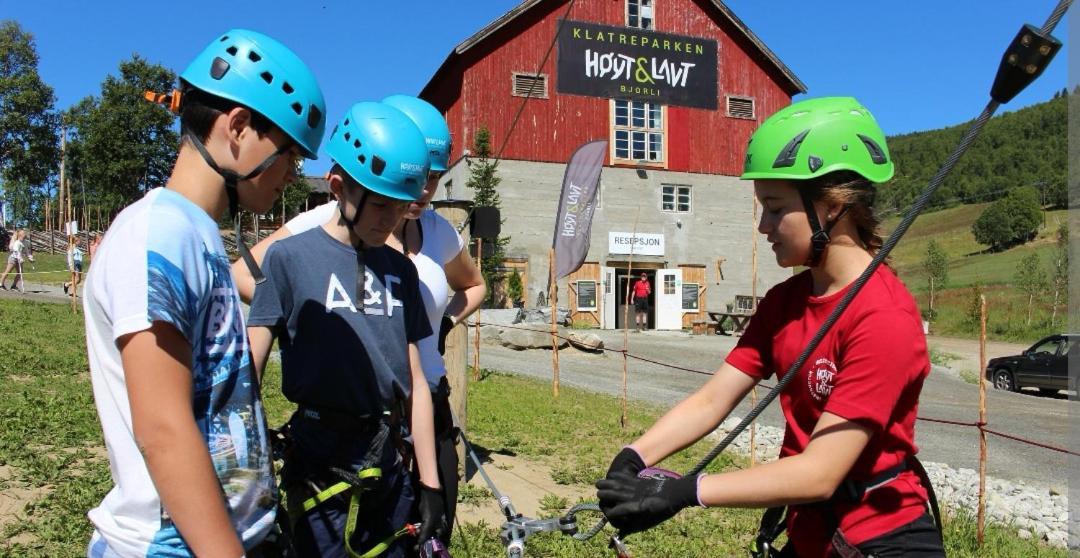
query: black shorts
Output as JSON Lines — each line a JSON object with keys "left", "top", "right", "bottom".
{"left": 633, "top": 296, "right": 648, "bottom": 312}
{"left": 73, "top": 261, "right": 83, "bottom": 273}
{"left": 779, "top": 513, "right": 944, "bottom": 557}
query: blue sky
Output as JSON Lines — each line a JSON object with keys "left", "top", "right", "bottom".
{"left": 5, "top": 0, "right": 1073, "bottom": 177}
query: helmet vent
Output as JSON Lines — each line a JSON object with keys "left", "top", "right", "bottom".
{"left": 857, "top": 134, "right": 888, "bottom": 164}
{"left": 358, "top": 154, "right": 366, "bottom": 164}
{"left": 210, "top": 57, "right": 230, "bottom": 80}
{"left": 247, "top": 51, "right": 262, "bottom": 63}
{"left": 808, "top": 155, "right": 823, "bottom": 173}
{"left": 260, "top": 71, "right": 273, "bottom": 84}
{"left": 772, "top": 129, "right": 810, "bottom": 169}
{"left": 291, "top": 102, "right": 303, "bottom": 116}
{"left": 282, "top": 82, "right": 294, "bottom": 95}
{"left": 219, "top": 35, "right": 229, "bottom": 42}
{"left": 344, "top": 132, "right": 351, "bottom": 142}
{"left": 308, "top": 105, "right": 322, "bottom": 129}
{"left": 344, "top": 119, "right": 350, "bottom": 126}
{"left": 226, "top": 46, "right": 238, "bottom": 56}
{"left": 353, "top": 140, "right": 361, "bottom": 148}
{"left": 371, "top": 155, "right": 386, "bottom": 176}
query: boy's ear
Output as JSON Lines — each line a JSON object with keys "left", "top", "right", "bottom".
{"left": 327, "top": 172, "right": 345, "bottom": 198}
{"left": 224, "top": 106, "right": 253, "bottom": 144}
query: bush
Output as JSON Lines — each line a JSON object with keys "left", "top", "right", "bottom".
{"left": 971, "top": 187, "right": 1042, "bottom": 250}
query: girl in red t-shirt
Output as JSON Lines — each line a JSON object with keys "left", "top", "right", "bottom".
{"left": 596, "top": 97, "right": 943, "bottom": 557}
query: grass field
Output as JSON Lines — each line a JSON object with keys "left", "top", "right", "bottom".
{"left": 0, "top": 297, "right": 1068, "bottom": 556}
{"left": 884, "top": 205, "right": 1068, "bottom": 343}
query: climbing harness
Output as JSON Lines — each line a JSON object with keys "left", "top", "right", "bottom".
{"left": 750, "top": 457, "right": 943, "bottom": 558}
{"left": 272, "top": 406, "right": 436, "bottom": 558}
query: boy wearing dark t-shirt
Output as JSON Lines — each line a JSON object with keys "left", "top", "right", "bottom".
{"left": 247, "top": 101, "right": 445, "bottom": 557}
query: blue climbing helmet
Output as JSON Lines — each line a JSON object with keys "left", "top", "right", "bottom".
{"left": 326, "top": 102, "right": 430, "bottom": 201}
{"left": 381, "top": 95, "right": 452, "bottom": 172}
{"left": 180, "top": 29, "right": 326, "bottom": 158}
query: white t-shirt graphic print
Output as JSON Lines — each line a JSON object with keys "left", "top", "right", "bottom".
{"left": 83, "top": 188, "right": 275, "bottom": 557}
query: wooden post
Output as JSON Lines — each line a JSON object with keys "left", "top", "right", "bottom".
{"left": 619, "top": 208, "right": 641, "bottom": 428}
{"left": 443, "top": 321, "right": 469, "bottom": 467}
{"left": 432, "top": 199, "right": 473, "bottom": 468}
{"left": 751, "top": 197, "right": 758, "bottom": 312}
{"left": 56, "top": 128, "right": 66, "bottom": 256}
{"left": 977, "top": 294, "right": 988, "bottom": 546}
{"left": 750, "top": 386, "right": 758, "bottom": 466}
{"left": 549, "top": 247, "right": 560, "bottom": 398}
{"left": 473, "top": 238, "right": 482, "bottom": 381}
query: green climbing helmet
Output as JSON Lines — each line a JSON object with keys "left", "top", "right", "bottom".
{"left": 741, "top": 97, "right": 894, "bottom": 184}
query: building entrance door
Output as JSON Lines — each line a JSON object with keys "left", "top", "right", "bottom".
{"left": 614, "top": 269, "right": 656, "bottom": 330}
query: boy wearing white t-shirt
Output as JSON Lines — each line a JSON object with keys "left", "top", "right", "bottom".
{"left": 81, "top": 29, "right": 325, "bottom": 558}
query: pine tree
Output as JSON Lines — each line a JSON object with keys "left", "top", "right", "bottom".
{"left": 465, "top": 126, "right": 510, "bottom": 306}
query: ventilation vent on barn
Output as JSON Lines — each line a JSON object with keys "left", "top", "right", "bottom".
{"left": 727, "top": 96, "right": 755, "bottom": 119}
{"left": 512, "top": 73, "right": 548, "bottom": 98}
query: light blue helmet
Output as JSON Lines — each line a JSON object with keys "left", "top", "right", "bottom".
{"left": 180, "top": 29, "right": 326, "bottom": 158}
{"left": 326, "top": 102, "right": 430, "bottom": 201}
{"left": 381, "top": 94, "right": 452, "bottom": 172}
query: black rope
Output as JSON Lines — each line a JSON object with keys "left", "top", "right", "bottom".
{"left": 493, "top": 0, "right": 577, "bottom": 165}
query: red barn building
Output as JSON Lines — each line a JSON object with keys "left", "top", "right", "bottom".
{"left": 423, "top": 0, "right": 805, "bottom": 330}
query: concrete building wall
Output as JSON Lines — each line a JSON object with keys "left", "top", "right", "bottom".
{"left": 440, "top": 158, "right": 791, "bottom": 313}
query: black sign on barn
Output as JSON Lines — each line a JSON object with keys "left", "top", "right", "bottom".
{"left": 557, "top": 20, "right": 718, "bottom": 109}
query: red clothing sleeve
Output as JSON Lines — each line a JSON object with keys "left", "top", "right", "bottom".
{"left": 724, "top": 292, "right": 776, "bottom": 380}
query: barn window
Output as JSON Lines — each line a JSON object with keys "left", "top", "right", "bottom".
{"left": 726, "top": 96, "right": 756, "bottom": 120}
{"left": 661, "top": 184, "right": 691, "bottom": 213}
{"left": 627, "top": 0, "right": 654, "bottom": 29}
{"left": 612, "top": 100, "right": 664, "bottom": 164}
{"left": 512, "top": 73, "right": 548, "bottom": 98}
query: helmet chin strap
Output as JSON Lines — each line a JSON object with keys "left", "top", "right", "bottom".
{"left": 184, "top": 131, "right": 290, "bottom": 285}
{"left": 336, "top": 188, "right": 370, "bottom": 309}
{"left": 798, "top": 191, "right": 849, "bottom": 267}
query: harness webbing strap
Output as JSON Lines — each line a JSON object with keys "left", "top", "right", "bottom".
{"left": 299, "top": 467, "right": 382, "bottom": 513}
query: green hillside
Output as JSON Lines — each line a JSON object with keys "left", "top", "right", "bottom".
{"left": 880, "top": 95, "right": 1067, "bottom": 214}
{"left": 884, "top": 205, "right": 1068, "bottom": 342}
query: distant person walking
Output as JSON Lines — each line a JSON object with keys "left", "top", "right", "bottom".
{"left": 630, "top": 272, "right": 651, "bottom": 331}
{"left": 64, "top": 236, "right": 84, "bottom": 297}
{"left": 0, "top": 229, "right": 31, "bottom": 292}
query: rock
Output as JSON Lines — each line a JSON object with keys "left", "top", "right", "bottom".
{"left": 1018, "top": 529, "right": 1032, "bottom": 540}
{"left": 479, "top": 308, "right": 524, "bottom": 327}
{"left": 516, "top": 307, "right": 571, "bottom": 326}
{"left": 567, "top": 331, "right": 604, "bottom": 352}
{"left": 480, "top": 325, "right": 504, "bottom": 344}
{"left": 499, "top": 323, "right": 568, "bottom": 350}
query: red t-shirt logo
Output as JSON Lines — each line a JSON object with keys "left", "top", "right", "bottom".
{"left": 808, "top": 357, "right": 837, "bottom": 402}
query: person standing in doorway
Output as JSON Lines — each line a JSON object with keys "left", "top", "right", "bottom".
{"left": 630, "top": 272, "right": 651, "bottom": 331}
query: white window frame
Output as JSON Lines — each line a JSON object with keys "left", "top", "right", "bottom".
{"left": 611, "top": 100, "right": 666, "bottom": 165}
{"left": 576, "top": 280, "right": 599, "bottom": 311}
{"left": 661, "top": 184, "right": 691, "bottom": 213}
{"left": 663, "top": 274, "right": 676, "bottom": 295}
{"left": 626, "top": 0, "right": 654, "bottom": 30}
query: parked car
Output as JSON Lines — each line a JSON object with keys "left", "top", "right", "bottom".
{"left": 985, "top": 334, "right": 1075, "bottom": 394}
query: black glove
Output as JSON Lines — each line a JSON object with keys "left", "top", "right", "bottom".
{"left": 416, "top": 482, "right": 447, "bottom": 545}
{"left": 595, "top": 470, "right": 699, "bottom": 536}
{"left": 605, "top": 447, "right": 646, "bottom": 479}
{"left": 437, "top": 316, "right": 454, "bottom": 355}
